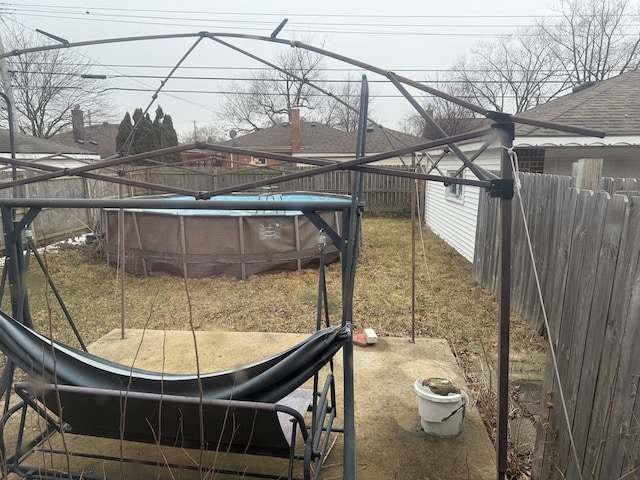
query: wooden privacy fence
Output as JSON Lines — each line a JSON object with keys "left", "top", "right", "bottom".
{"left": 474, "top": 172, "right": 640, "bottom": 479}
{"left": 0, "top": 173, "right": 118, "bottom": 249}
{"left": 0, "top": 167, "right": 414, "bottom": 251}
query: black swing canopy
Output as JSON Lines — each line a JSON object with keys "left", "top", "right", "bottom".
{"left": 0, "top": 310, "right": 349, "bottom": 403}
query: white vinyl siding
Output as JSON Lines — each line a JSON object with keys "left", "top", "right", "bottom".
{"left": 424, "top": 155, "right": 500, "bottom": 262}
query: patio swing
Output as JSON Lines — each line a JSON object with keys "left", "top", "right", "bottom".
{"left": 0, "top": 194, "right": 357, "bottom": 480}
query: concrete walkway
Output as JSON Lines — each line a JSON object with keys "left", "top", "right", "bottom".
{"left": 85, "top": 329, "right": 497, "bottom": 479}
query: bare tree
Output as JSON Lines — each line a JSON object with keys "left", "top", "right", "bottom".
{"left": 179, "top": 122, "right": 226, "bottom": 143}
{"left": 453, "top": 29, "right": 568, "bottom": 113}
{"left": 399, "top": 77, "right": 483, "bottom": 138}
{"left": 539, "top": 0, "right": 640, "bottom": 84}
{"left": 0, "top": 26, "right": 114, "bottom": 138}
{"left": 312, "top": 74, "right": 370, "bottom": 133}
{"left": 450, "top": 0, "right": 640, "bottom": 114}
{"left": 220, "top": 44, "right": 326, "bottom": 132}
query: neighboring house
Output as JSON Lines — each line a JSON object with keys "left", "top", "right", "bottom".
{"left": 0, "top": 128, "right": 99, "bottom": 171}
{"left": 425, "top": 71, "right": 640, "bottom": 262}
{"left": 219, "top": 106, "right": 347, "bottom": 167}
{"left": 218, "top": 106, "right": 426, "bottom": 168}
{"left": 51, "top": 106, "right": 119, "bottom": 159}
{"left": 298, "top": 124, "right": 426, "bottom": 166}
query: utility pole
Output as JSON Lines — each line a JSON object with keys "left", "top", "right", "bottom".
{"left": 192, "top": 120, "right": 198, "bottom": 142}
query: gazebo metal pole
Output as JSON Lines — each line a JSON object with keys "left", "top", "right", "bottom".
{"left": 342, "top": 74, "right": 369, "bottom": 480}
{"left": 341, "top": 204, "right": 356, "bottom": 480}
{"left": 1, "top": 207, "right": 23, "bottom": 324}
{"left": 411, "top": 152, "right": 416, "bottom": 343}
{"left": 119, "top": 181, "right": 126, "bottom": 339}
{"left": 495, "top": 119, "right": 515, "bottom": 480}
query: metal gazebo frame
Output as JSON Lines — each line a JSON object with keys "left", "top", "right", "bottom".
{"left": 0, "top": 30, "right": 605, "bottom": 480}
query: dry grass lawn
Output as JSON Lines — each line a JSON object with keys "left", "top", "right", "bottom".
{"left": 19, "top": 216, "right": 545, "bottom": 357}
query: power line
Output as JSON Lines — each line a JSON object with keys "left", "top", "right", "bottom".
{"left": 5, "top": 10, "right": 638, "bottom": 38}
{"left": 7, "top": 62, "right": 582, "bottom": 75}
{"left": 7, "top": 84, "right": 556, "bottom": 100}
{"left": 8, "top": 70, "right": 571, "bottom": 86}
{"left": 0, "top": 14, "right": 523, "bottom": 36}
{"left": 0, "top": 3, "right": 572, "bottom": 19}
{"left": 2, "top": 14, "right": 223, "bottom": 116}
{"left": 0, "top": 7, "right": 571, "bottom": 29}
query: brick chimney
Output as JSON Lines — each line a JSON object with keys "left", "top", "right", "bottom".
{"left": 290, "top": 105, "right": 300, "bottom": 153}
{"left": 71, "top": 105, "right": 85, "bottom": 142}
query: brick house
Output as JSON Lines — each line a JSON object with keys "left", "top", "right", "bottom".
{"left": 218, "top": 106, "right": 347, "bottom": 167}
{"left": 51, "top": 106, "right": 119, "bottom": 160}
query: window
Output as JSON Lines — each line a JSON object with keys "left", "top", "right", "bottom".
{"left": 446, "top": 170, "right": 464, "bottom": 202}
{"left": 514, "top": 148, "right": 545, "bottom": 173}
{"left": 254, "top": 157, "right": 267, "bottom": 165}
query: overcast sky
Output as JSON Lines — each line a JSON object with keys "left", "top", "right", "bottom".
{"left": 1, "top": 0, "right": 559, "bottom": 137}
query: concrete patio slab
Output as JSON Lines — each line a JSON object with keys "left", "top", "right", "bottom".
{"left": 4, "top": 329, "right": 496, "bottom": 479}
{"left": 87, "top": 329, "right": 496, "bottom": 479}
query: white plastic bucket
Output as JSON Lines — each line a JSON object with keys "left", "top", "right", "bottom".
{"left": 414, "top": 377, "right": 468, "bottom": 437}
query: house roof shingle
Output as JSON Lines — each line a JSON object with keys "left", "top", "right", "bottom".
{"left": 0, "top": 129, "right": 91, "bottom": 155}
{"left": 52, "top": 122, "right": 119, "bottom": 159}
{"left": 300, "top": 125, "right": 426, "bottom": 155}
{"left": 516, "top": 71, "right": 640, "bottom": 137}
{"left": 221, "top": 120, "right": 346, "bottom": 151}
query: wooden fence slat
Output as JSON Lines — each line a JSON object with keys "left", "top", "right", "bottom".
{"left": 539, "top": 176, "right": 572, "bottom": 333}
{"left": 585, "top": 196, "right": 640, "bottom": 479}
{"left": 486, "top": 196, "right": 501, "bottom": 293}
{"left": 558, "top": 191, "right": 609, "bottom": 478}
{"left": 570, "top": 193, "right": 626, "bottom": 480}
{"left": 478, "top": 174, "right": 640, "bottom": 479}
{"left": 597, "top": 195, "right": 640, "bottom": 479}
{"left": 472, "top": 183, "right": 489, "bottom": 282}
{"left": 511, "top": 172, "right": 532, "bottom": 316}
{"left": 603, "top": 271, "right": 640, "bottom": 479}
{"left": 516, "top": 173, "right": 537, "bottom": 326}
{"left": 625, "top": 384, "right": 640, "bottom": 476}
{"left": 522, "top": 173, "right": 553, "bottom": 329}
{"left": 551, "top": 189, "right": 602, "bottom": 478}
{"left": 532, "top": 185, "right": 579, "bottom": 479}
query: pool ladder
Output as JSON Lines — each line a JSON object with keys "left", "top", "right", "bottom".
{"left": 257, "top": 186, "right": 283, "bottom": 213}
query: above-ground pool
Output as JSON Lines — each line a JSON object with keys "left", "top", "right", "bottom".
{"left": 102, "top": 192, "right": 347, "bottom": 279}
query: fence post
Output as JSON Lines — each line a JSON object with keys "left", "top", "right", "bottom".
{"left": 573, "top": 158, "right": 603, "bottom": 190}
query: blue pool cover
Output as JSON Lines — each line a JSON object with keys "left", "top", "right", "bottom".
{"left": 115, "top": 192, "right": 352, "bottom": 216}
